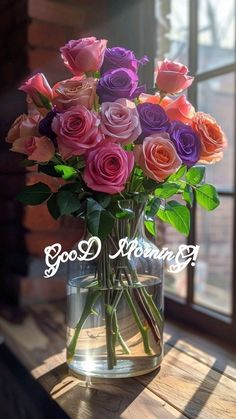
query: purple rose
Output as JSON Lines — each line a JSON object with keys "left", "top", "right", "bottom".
{"left": 38, "top": 110, "right": 57, "bottom": 141}
{"left": 96, "top": 68, "right": 146, "bottom": 103}
{"left": 137, "top": 103, "right": 171, "bottom": 138}
{"left": 169, "top": 121, "right": 201, "bottom": 166}
{"left": 100, "top": 47, "right": 149, "bottom": 74}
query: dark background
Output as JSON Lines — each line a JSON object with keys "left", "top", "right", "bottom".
{"left": 0, "top": 0, "right": 156, "bottom": 305}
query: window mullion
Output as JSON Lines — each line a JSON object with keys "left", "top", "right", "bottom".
{"left": 187, "top": 0, "right": 199, "bottom": 305}
{"left": 232, "top": 2, "right": 236, "bottom": 324}
{"left": 196, "top": 63, "right": 236, "bottom": 82}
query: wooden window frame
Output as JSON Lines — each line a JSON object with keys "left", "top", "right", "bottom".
{"left": 164, "top": 0, "right": 236, "bottom": 345}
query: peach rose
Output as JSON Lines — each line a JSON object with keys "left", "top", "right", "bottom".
{"left": 6, "top": 113, "right": 42, "bottom": 144}
{"left": 52, "top": 76, "right": 97, "bottom": 110}
{"left": 191, "top": 112, "right": 227, "bottom": 163}
{"left": 11, "top": 136, "right": 55, "bottom": 162}
{"left": 134, "top": 133, "right": 182, "bottom": 182}
{"left": 155, "top": 59, "right": 194, "bottom": 94}
{"left": 19, "top": 73, "right": 53, "bottom": 107}
{"left": 165, "top": 95, "right": 195, "bottom": 124}
{"left": 139, "top": 93, "right": 172, "bottom": 108}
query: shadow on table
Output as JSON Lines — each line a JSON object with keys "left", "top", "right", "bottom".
{"left": 0, "top": 341, "right": 69, "bottom": 419}
{"left": 38, "top": 361, "right": 163, "bottom": 419}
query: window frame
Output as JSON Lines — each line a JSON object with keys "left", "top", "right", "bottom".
{"left": 164, "top": 0, "right": 236, "bottom": 345}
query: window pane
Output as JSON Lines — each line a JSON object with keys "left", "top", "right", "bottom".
{"left": 155, "top": 0, "right": 189, "bottom": 65}
{"left": 198, "top": 0, "right": 235, "bottom": 72}
{"left": 197, "top": 73, "right": 235, "bottom": 191}
{"left": 194, "top": 197, "right": 233, "bottom": 315}
{"left": 162, "top": 223, "right": 187, "bottom": 298}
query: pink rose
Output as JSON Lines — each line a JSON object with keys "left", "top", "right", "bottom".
{"left": 11, "top": 136, "right": 55, "bottom": 162}
{"left": 6, "top": 112, "right": 42, "bottom": 143}
{"left": 60, "top": 37, "right": 107, "bottom": 75}
{"left": 134, "top": 133, "right": 181, "bottom": 182}
{"left": 19, "top": 73, "right": 53, "bottom": 107}
{"left": 165, "top": 95, "right": 195, "bottom": 124}
{"left": 52, "top": 105, "right": 102, "bottom": 159}
{"left": 155, "top": 59, "right": 194, "bottom": 94}
{"left": 52, "top": 76, "right": 97, "bottom": 110}
{"left": 83, "top": 142, "right": 134, "bottom": 194}
{"left": 100, "top": 99, "right": 141, "bottom": 144}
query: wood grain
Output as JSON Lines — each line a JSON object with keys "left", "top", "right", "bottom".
{"left": 48, "top": 373, "right": 186, "bottom": 419}
{"left": 0, "top": 301, "right": 236, "bottom": 419}
{"left": 136, "top": 347, "right": 236, "bottom": 419}
{"left": 165, "top": 320, "right": 236, "bottom": 381}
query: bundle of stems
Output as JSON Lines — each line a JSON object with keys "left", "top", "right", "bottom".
{"left": 67, "top": 202, "right": 163, "bottom": 369}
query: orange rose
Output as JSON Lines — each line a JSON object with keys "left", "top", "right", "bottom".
{"left": 191, "top": 112, "right": 227, "bottom": 163}
{"left": 134, "top": 133, "right": 182, "bottom": 182}
{"left": 139, "top": 93, "right": 172, "bottom": 109}
{"left": 165, "top": 95, "right": 195, "bottom": 124}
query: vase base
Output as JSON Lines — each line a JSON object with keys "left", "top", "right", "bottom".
{"left": 67, "top": 353, "right": 163, "bottom": 378}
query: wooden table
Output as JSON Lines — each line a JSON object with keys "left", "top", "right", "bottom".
{"left": 0, "top": 301, "right": 236, "bottom": 418}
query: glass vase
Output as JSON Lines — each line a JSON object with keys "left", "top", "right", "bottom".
{"left": 67, "top": 201, "right": 164, "bottom": 378}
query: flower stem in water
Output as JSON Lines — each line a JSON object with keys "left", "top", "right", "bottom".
{"left": 67, "top": 288, "right": 101, "bottom": 361}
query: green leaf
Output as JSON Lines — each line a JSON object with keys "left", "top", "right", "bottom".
{"left": 183, "top": 184, "right": 194, "bottom": 206}
{"left": 86, "top": 198, "right": 115, "bottom": 239}
{"left": 17, "top": 182, "right": 52, "bottom": 205}
{"left": 144, "top": 220, "right": 156, "bottom": 237}
{"left": 186, "top": 165, "right": 205, "bottom": 185}
{"left": 21, "top": 159, "right": 36, "bottom": 167}
{"left": 157, "top": 200, "right": 190, "bottom": 235}
{"left": 146, "top": 197, "right": 161, "bottom": 217}
{"left": 57, "top": 191, "right": 81, "bottom": 215}
{"left": 67, "top": 156, "right": 85, "bottom": 170}
{"left": 54, "top": 165, "right": 77, "bottom": 180}
{"left": 168, "top": 165, "right": 187, "bottom": 181}
{"left": 143, "top": 177, "right": 158, "bottom": 191}
{"left": 75, "top": 159, "right": 86, "bottom": 170}
{"left": 37, "top": 92, "right": 52, "bottom": 110}
{"left": 116, "top": 209, "right": 135, "bottom": 220}
{"left": 93, "top": 70, "right": 101, "bottom": 79}
{"left": 195, "top": 184, "right": 220, "bottom": 210}
{"left": 94, "top": 193, "right": 111, "bottom": 208}
{"left": 38, "top": 163, "right": 60, "bottom": 177}
{"left": 59, "top": 183, "right": 82, "bottom": 193}
{"left": 47, "top": 193, "right": 60, "bottom": 219}
{"left": 155, "top": 182, "right": 180, "bottom": 199}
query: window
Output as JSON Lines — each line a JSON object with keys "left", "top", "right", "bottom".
{"left": 155, "top": 0, "right": 236, "bottom": 343}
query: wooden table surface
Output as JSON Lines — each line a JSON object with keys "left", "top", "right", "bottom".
{"left": 0, "top": 301, "right": 236, "bottom": 419}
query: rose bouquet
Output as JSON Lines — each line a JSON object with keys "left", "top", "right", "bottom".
{"left": 6, "top": 36, "right": 226, "bottom": 377}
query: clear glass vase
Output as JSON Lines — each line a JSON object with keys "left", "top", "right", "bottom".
{"left": 67, "top": 201, "right": 164, "bottom": 378}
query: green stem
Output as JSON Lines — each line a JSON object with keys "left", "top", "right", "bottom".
{"left": 125, "top": 258, "right": 163, "bottom": 342}
{"left": 67, "top": 289, "right": 101, "bottom": 361}
{"left": 113, "top": 311, "right": 130, "bottom": 354}
{"left": 123, "top": 289, "right": 152, "bottom": 355}
{"left": 105, "top": 303, "right": 116, "bottom": 368}
{"left": 141, "top": 288, "right": 163, "bottom": 338}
